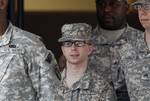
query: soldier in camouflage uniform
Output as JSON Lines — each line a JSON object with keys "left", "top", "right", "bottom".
{"left": 0, "top": 0, "right": 60, "bottom": 101}
{"left": 57, "top": 23, "right": 117, "bottom": 101}
{"left": 115, "top": 0, "right": 150, "bottom": 100}
{"left": 89, "top": 0, "right": 144, "bottom": 101}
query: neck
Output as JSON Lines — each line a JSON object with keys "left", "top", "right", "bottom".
{"left": 99, "top": 23, "right": 127, "bottom": 30}
{"left": 99, "top": 26, "right": 126, "bottom": 43}
{"left": 145, "top": 29, "right": 150, "bottom": 34}
{"left": 65, "top": 60, "right": 88, "bottom": 88}
{"left": 145, "top": 30, "right": 150, "bottom": 49}
{"left": 0, "top": 17, "right": 8, "bottom": 36}
{"left": 66, "top": 60, "right": 88, "bottom": 76}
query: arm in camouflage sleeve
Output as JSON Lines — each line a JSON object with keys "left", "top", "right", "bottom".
{"left": 38, "top": 50, "right": 61, "bottom": 101}
{"left": 28, "top": 42, "right": 61, "bottom": 101}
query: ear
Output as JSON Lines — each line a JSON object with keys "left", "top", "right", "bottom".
{"left": 61, "top": 46, "right": 65, "bottom": 54}
{"left": 0, "top": 0, "right": 8, "bottom": 10}
{"left": 87, "top": 44, "right": 93, "bottom": 56}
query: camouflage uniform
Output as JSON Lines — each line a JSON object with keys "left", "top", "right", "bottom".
{"left": 118, "top": 30, "right": 150, "bottom": 101}
{"left": 0, "top": 22, "right": 60, "bottom": 101}
{"left": 57, "top": 66, "right": 117, "bottom": 101}
{"left": 89, "top": 25, "right": 143, "bottom": 101}
{"left": 121, "top": 1, "right": 150, "bottom": 100}
{"left": 57, "top": 23, "right": 117, "bottom": 101}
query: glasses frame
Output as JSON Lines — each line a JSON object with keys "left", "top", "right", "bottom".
{"left": 61, "top": 41, "right": 89, "bottom": 47}
{"left": 133, "top": 3, "right": 150, "bottom": 10}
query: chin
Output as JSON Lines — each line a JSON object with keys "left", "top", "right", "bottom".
{"left": 142, "top": 24, "right": 150, "bottom": 29}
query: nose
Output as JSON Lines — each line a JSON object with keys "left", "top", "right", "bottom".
{"left": 104, "top": 3, "right": 112, "bottom": 12}
{"left": 70, "top": 43, "right": 77, "bottom": 50}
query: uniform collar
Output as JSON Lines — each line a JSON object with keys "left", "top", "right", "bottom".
{"left": 61, "top": 67, "right": 92, "bottom": 93}
{"left": 93, "top": 24, "right": 129, "bottom": 45}
{"left": 140, "top": 32, "right": 150, "bottom": 54}
{"left": 0, "top": 22, "right": 13, "bottom": 47}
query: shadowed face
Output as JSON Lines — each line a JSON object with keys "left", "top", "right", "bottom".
{"left": 0, "top": 0, "right": 8, "bottom": 12}
{"left": 0, "top": 0, "right": 8, "bottom": 35}
{"left": 96, "top": 0, "right": 129, "bottom": 30}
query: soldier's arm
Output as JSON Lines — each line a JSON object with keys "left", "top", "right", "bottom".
{"left": 38, "top": 50, "right": 60, "bottom": 101}
{"left": 28, "top": 42, "right": 60, "bottom": 101}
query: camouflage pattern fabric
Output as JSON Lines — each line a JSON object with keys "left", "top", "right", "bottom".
{"left": 57, "top": 67, "right": 117, "bottom": 101}
{"left": 132, "top": 0, "right": 150, "bottom": 7}
{"left": 58, "top": 23, "right": 92, "bottom": 42}
{"left": 89, "top": 24, "right": 143, "bottom": 101}
{"left": 118, "top": 30, "right": 150, "bottom": 101}
{"left": 0, "top": 22, "right": 60, "bottom": 101}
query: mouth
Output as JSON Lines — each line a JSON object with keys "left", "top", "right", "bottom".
{"left": 70, "top": 54, "right": 79, "bottom": 58}
{"left": 140, "top": 19, "right": 149, "bottom": 22}
{"left": 103, "top": 15, "right": 113, "bottom": 22}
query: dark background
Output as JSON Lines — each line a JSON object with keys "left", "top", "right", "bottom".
{"left": 24, "top": 12, "right": 97, "bottom": 60}
{"left": 8, "top": 1, "right": 144, "bottom": 61}
{"left": 22, "top": 11, "right": 144, "bottom": 61}
{"left": 7, "top": 0, "right": 144, "bottom": 61}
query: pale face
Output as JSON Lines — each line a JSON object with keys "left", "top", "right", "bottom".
{"left": 61, "top": 41, "right": 93, "bottom": 65}
{"left": 138, "top": 1, "right": 150, "bottom": 29}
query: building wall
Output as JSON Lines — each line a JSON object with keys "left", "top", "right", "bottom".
{"left": 24, "top": 0, "right": 95, "bottom": 12}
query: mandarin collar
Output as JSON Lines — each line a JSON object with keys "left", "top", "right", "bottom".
{"left": 94, "top": 24, "right": 129, "bottom": 46}
{"left": 61, "top": 67, "right": 92, "bottom": 93}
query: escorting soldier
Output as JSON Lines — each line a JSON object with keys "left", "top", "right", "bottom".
{"left": 117, "top": 0, "right": 150, "bottom": 100}
{"left": 0, "top": 0, "right": 60, "bottom": 100}
{"left": 89, "top": 0, "right": 143, "bottom": 101}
